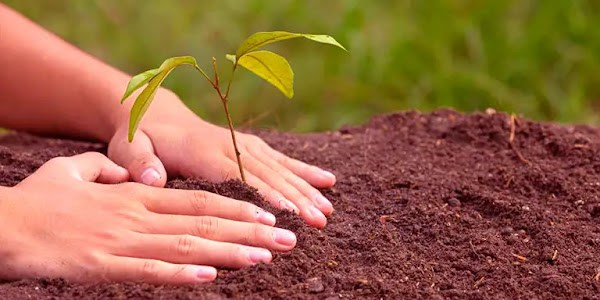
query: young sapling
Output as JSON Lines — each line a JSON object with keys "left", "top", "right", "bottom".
{"left": 120, "top": 31, "right": 346, "bottom": 182}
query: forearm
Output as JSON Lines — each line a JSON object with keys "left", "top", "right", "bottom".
{"left": 0, "top": 4, "right": 197, "bottom": 142}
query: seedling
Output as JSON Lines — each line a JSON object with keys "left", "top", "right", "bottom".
{"left": 121, "top": 31, "right": 346, "bottom": 182}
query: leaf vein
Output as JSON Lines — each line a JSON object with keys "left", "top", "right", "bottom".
{"left": 243, "top": 53, "right": 289, "bottom": 93}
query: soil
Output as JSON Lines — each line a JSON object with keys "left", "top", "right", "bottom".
{"left": 0, "top": 109, "right": 599, "bottom": 300}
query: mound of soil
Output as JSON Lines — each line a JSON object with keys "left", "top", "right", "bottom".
{"left": 0, "top": 109, "right": 599, "bottom": 299}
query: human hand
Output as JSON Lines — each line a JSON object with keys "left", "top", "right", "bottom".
{"left": 0, "top": 153, "right": 296, "bottom": 284}
{"left": 108, "top": 116, "right": 336, "bottom": 229}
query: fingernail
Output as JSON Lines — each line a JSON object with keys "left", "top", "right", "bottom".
{"left": 248, "top": 249, "right": 272, "bottom": 264}
{"left": 280, "top": 199, "right": 300, "bottom": 215}
{"left": 313, "top": 193, "right": 332, "bottom": 209}
{"left": 309, "top": 206, "right": 326, "bottom": 220}
{"left": 140, "top": 168, "right": 160, "bottom": 185}
{"left": 273, "top": 228, "right": 297, "bottom": 247}
{"left": 322, "top": 170, "right": 336, "bottom": 180}
{"left": 256, "top": 209, "right": 276, "bottom": 226}
{"left": 195, "top": 266, "right": 217, "bottom": 282}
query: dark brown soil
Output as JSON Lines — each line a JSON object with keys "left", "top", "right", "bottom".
{"left": 1, "top": 109, "right": 599, "bottom": 299}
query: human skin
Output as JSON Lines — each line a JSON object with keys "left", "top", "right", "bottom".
{"left": 0, "top": 153, "right": 297, "bottom": 283}
{"left": 0, "top": 5, "right": 335, "bottom": 226}
{"left": 0, "top": 4, "right": 335, "bottom": 282}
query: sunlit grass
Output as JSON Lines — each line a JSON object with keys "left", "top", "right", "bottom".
{"left": 5, "top": 0, "right": 600, "bottom": 131}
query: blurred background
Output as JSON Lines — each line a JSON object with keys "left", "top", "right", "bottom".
{"left": 5, "top": 0, "right": 600, "bottom": 132}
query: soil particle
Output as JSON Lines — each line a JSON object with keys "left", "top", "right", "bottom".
{"left": 0, "top": 109, "right": 600, "bottom": 299}
{"left": 447, "top": 197, "right": 461, "bottom": 207}
{"left": 306, "top": 277, "right": 325, "bottom": 293}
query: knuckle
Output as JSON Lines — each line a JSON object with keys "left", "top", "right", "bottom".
{"left": 286, "top": 175, "right": 314, "bottom": 192}
{"left": 118, "top": 181, "right": 138, "bottom": 192}
{"left": 275, "top": 154, "right": 289, "bottom": 166}
{"left": 284, "top": 173, "right": 304, "bottom": 186}
{"left": 247, "top": 135, "right": 264, "bottom": 145}
{"left": 230, "top": 245, "right": 248, "bottom": 265}
{"left": 140, "top": 260, "right": 160, "bottom": 280}
{"left": 238, "top": 201, "right": 255, "bottom": 219}
{"left": 246, "top": 224, "right": 264, "bottom": 246}
{"left": 117, "top": 182, "right": 146, "bottom": 200}
{"left": 83, "top": 152, "right": 105, "bottom": 160}
{"left": 174, "top": 235, "right": 196, "bottom": 257}
{"left": 80, "top": 252, "right": 105, "bottom": 277}
{"left": 115, "top": 209, "right": 144, "bottom": 225}
{"left": 46, "top": 156, "right": 71, "bottom": 168}
{"left": 190, "top": 191, "right": 209, "bottom": 215}
{"left": 193, "top": 217, "right": 219, "bottom": 238}
{"left": 132, "top": 154, "right": 155, "bottom": 168}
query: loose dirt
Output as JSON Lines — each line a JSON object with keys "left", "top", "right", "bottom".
{"left": 0, "top": 109, "right": 599, "bottom": 299}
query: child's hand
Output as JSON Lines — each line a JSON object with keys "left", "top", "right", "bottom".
{"left": 108, "top": 117, "right": 336, "bottom": 229}
{"left": 0, "top": 152, "right": 296, "bottom": 284}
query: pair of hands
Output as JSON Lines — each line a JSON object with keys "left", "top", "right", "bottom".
{"left": 0, "top": 118, "right": 336, "bottom": 284}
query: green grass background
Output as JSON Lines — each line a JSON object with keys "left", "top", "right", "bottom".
{"left": 5, "top": 0, "right": 600, "bottom": 132}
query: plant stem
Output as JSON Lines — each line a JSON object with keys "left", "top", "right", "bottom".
{"left": 210, "top": 58, "right": 246, "bottom": 182}
{"left": 221, "top": 98, "right": 245, "bottom": 182}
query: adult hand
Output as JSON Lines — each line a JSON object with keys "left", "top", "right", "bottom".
{"left": 108, "top": 101, "right": 337, "bottom": 229}
{"left": 0, "top": 153, "right": 296, "bottom": 284}
{"left": 0, "top": 5, "right": 333, "bottom": 229}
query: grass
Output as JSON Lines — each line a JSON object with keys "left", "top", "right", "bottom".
{"left": 5, "top": 0, "right": 600, "bottom": 132}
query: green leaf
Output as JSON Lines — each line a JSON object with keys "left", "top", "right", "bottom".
{"left": 301, "top": 34, "right": 347, "bottom": 51}
{"left": 127, "top": 56, "right": 198, "bottom": 142}
{"left": 120, "top": 68, "right": 160, "bottom": 103}
{"left": 235, "top": 31, "right": 346, "bottom": 58}
{"left": 236, "top": 50, "right": 294, "bottom": 98}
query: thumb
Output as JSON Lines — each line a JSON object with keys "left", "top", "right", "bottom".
{"left": 108, "top": 128, "right": 168, "bottom": 187}
{"left": 39, "top": 152, "right": 130, "bottom": 184}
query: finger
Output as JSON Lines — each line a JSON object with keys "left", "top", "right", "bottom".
{"left": 102, "top": 255, "right": 216, "bottom": 284}
{"left": 118, "top": 234, "right": 273, "bottom": 268}
{"left": 145, "top": 213, "right": 296, "bottom": 251}
{"left": 209, "top": 158, "right": 301, "bottom": 214}
{"left": 108, "top": 128, "right": 167, "bottom": 187}
{"left": 262, "top": 143, "right": 336, "bottom": 188}
{"left": 247, "top": 146, "right": 334, "bottom": 215}
{"left": 242, "top": 157, "right": 328, "bottom": 228}
{"left": 142, "top": 188, "right": 276, "bottom": 226}
{"left": 42, "top": 152, "right": 129, "bottom": 184}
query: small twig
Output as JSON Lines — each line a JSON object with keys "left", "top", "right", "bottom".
{"left": 508, "top": 114, "right": 531, "bottom": 165}
{"left": 379, "top": 215, "right": 396, "bottom": 228}
{"left": 212, "top": 57, "right": 220, "bottom": 87}
{"left": 473, "top": 276, "right": 485, "bottom": 288}
{"left": 470, "top": 241, "right": 482, "bottom": 259}
{"left": 505, "top": 176, "right": 514, "bottom": 188}
{"left": 317, "top": 143, "right": 329, "bottom": 152}
{"left": 551, "top": 249, "right": 558, "bottom": 262}
{"left": 512, "top": 254, "right": 528, "bottom": 262}
{"left": 509, "top": 114, "right": 516, "bottom": 143}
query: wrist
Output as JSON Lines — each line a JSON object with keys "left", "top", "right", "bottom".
{"left": 0, "top": 186, "right": 17, "bottom": 260}
{"left": 105, "top": 87, "right": 200, "bottom": 141}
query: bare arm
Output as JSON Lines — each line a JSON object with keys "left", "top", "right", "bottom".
{"left": 0, "top": 3, "right": 194, "bottom": 141}
{"left": 0, "top": 3, "right": 336, "bottom": 228}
